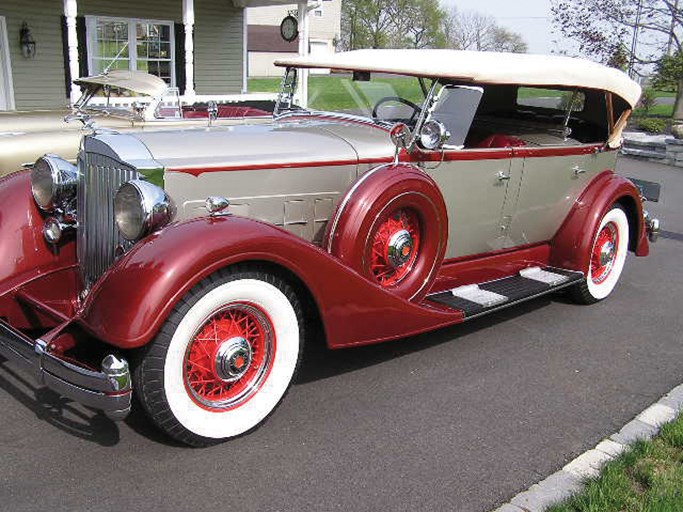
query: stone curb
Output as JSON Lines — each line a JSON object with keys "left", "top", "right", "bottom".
{"left": 492, "top": 383, "right": 683, "bottom": 512}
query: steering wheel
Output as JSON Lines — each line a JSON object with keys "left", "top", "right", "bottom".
{"left": 372, "top": 96, "right": 421, "bottom": 124}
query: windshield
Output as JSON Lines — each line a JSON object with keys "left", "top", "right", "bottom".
{"left": 74, "top": 84, "right": 181, "bottom": 120}
{"left": 274, "top": 68, "right": 429, "bottom": 127}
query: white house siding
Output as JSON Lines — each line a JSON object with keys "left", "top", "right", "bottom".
{"left": 194, "top": 2, "right": 244, "bottom": 95}
{"left": 1, "top": 0, "right": 68, "bottom": 110}
{"left": 249, "top": 51, "right": 295, "bottom": 77}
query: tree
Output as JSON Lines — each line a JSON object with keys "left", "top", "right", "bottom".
{"left": 389, "top": 0, "right": 447, "bottom": 49}
{"left": 551, "top": 0, "right": 683, "bottom": 120}
{"left": 340, "top": 0, "right": 446, "bottom": 50}
{"left": 653, "top": 50, "right": 683, "bottom": 119}
{"left": 442, "top": 7, "right": 528, "bottom": 53}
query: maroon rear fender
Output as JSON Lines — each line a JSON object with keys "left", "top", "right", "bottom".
{"left": 550, "top": 170, "right": 648, "bottom": 273}
{"left": 79, "top": 215, "right": 463, "bottom": 350}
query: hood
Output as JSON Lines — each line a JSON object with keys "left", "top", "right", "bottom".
{"left": 126, "top": 118, "right": 394, "bottom": 173}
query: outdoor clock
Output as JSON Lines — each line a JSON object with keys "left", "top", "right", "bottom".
{"left": 280, "top": 15, "right": 299, "bottom": 43}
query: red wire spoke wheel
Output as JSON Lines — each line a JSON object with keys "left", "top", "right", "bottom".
{"left": 590, "top": 222, "right": 619, "bottom": 285}
{"left": 183, "top": 303, "right": 275, "bottom": 410}
{"left": 369, "top": 208, "right": 421, "bottom": 287}
{"left": 134, "top": 267, "right": 303, "bottom": 446}
{"left": 569, "top": 205, "right": 630, "bottom": 304}
{"left": 326, "top": 165, "right": 447, "bottom": 301}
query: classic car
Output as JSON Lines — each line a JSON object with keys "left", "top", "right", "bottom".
{"left": 0, "top": 49, "right": 660, "bottom": 446}
{"left": 0, "top": 69, "right": 272, "bottom": 174}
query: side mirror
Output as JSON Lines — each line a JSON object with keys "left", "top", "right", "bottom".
{"left": 390, "top": 123, "right": 412, "bottom": 164}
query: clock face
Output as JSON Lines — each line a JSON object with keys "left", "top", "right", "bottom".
{"left": 280, "top": 15, "right": 298, "bottom": 43}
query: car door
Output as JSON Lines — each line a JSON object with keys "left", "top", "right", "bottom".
{"left": 506, "top": 145, "right": 611, "bottom": 248}
{"left": 423, "top": 148, "right": 516, "bottom": 259}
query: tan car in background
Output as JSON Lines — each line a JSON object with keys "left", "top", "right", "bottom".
{"left": 0, "top": 70, "right": 272, "bottom": 173}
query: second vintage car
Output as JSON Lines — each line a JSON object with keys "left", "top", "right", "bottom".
{"left": 0, "top": 49, "right": 659, "bottom": 446}
{"left": 0, "top": 69, "right": 272, "bottom": 174}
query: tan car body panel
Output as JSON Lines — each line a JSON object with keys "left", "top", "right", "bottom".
{"left": 0, "top": 110, "right": 269, "bottom": 173}
{"left": 124, "top": 118, "right": 618, "bottom": 260}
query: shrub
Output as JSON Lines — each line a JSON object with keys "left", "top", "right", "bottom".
{"left": 638, "top": 88, "right": 658, "bottom": 114}
{"left": 637, "top": 117, "right": 668, "bottom": 133}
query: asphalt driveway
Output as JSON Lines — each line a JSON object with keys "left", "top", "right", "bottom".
{"left": 1, "top": 157, "right": 681, "bottom": 512}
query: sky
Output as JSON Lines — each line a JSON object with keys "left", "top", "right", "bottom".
{"left": 440, "top": 0, "right": 557, "bottom": 55}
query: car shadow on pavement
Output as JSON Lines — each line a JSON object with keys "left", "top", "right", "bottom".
{"left": 0, "top": 358, "right": 120, "bottom": 446}
{"left": 295, "top": 293, "right": 560, "bottom": 385}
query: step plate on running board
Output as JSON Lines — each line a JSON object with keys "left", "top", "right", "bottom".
{"left": 428, "top": 267, "right": 583, "bottom": 319}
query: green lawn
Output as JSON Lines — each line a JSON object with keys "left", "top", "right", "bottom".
{"left": 635, "top": 104, "right": 675, "bottom": 118}
{"left": 548, "top": 413, "right": 683, "bottom": 512}
{"left": 249, "top": 75, "right": 424, "bottom": 112}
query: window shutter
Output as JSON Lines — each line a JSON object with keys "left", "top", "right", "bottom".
{"left": 60, "top": 15, "right": 70, "bottom": 98}
{"left": 174, "top": 23, "right": 186, "bottom": 95}
{"left": 76, "top": 16, "right": 89, "bottom": 78}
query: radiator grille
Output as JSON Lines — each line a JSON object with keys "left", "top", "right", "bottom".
{"left": 77, "top": 152, "right": 138, "bottom": 289}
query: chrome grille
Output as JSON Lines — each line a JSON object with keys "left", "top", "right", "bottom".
{"left": 77, "top": 152, "right": 138, "bottom": 289}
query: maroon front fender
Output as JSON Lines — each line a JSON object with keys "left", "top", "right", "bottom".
{"left": 80, "top": 216, "right": 463, "bottom": 350}
{"left": 550, "top": 170, "right": 648, "bottom": 273}
{"left": 0, "top": 171, "right": 78, "bottom": 326}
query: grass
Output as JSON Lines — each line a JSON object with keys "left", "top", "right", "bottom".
{"left": 634, "top": 104, "right": 675, "bottom": 118}
{"left": 547, "top": 413, "right": 683, "bottom": 512}
{"left": 250, "top": 75, "right": 425, "bottom": 112}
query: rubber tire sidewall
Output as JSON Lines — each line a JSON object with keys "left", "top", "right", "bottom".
{"left": 163, "top": 278, "right": 300, "bottom": 440}
{"left": 585, "top": 207, "right": 629, "bottom": 301}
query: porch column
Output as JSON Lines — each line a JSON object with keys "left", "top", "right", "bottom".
{"left": 64, "top": 0, "right": 80, "bottom": 105}
{"left": 296, "top": 1, "right": 309, "bottom": 108}
{"left": 183, "top": 0, "right": 196, "bottom": 97}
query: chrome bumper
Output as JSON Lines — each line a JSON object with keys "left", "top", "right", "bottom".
{"left": 644, "top": 210, "right": 661, "bottom": 243}
{"left": 0, "top": 319, "right": 131, "bottom": 420}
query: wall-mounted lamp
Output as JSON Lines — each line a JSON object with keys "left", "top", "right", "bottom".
{"left": 20, "top": 22, "right": 36, "bottom": 59}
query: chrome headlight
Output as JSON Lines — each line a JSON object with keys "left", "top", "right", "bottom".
{"left": 114, "top": 179, "right": 176, "bottom": 241}
{"left": 419, "top": 120, "right": 450, "bottom": 150}
{"left": 31, "top": 155, "right": 78, "bottom": 212}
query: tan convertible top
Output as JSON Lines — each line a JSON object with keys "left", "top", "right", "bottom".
{"left": 275, "top": 49, "right": 642, "bottom": 107}
{"left": 74, "top": 70, "right": 168, "bottom": 98}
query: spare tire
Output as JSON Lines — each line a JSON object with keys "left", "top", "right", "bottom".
{"left": 325, "top": 164, "right": 448, "bottom": 302}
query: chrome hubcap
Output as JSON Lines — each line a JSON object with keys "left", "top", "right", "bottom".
{"left": 387, "top": 229, "right": 414, "bottom": 268}
{"left": 214, "top": 337, "right": 252, "bottom": 383}
{"left": 599, "top": 241, "right": 615, "bottom": 267}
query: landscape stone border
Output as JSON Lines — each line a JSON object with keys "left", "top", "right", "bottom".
{"left": 492, "top": 383, "right": 683, "bottom": 512}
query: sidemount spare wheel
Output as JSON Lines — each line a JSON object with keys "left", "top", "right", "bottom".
{"left": 325, "top": 164, "right": 448, "bottom": 302}
{"left": 569, "top": 204, "right": 630, "bottom": 304}
{"left": 134, "top": 265, "right": 304, "bottom": 447}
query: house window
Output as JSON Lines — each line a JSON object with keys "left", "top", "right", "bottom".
{"left": 87, "top": 17, "right": 175, "bottom": 86}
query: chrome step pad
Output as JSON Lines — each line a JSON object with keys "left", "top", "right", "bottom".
{"left": 428, "top": 267, "right": 583, "bottom": 319}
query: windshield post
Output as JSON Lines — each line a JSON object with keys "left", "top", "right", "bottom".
{"left": 274, "top": 67, "right": 299, "bottom": 117}
{"left": 408, "top": 79, "right": 440, "bottom": 150}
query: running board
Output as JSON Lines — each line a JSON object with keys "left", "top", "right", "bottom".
{"left": 427, "top": 267, "right": 584, "bottom": 320}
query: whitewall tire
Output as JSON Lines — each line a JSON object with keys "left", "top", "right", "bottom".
{"left": 570, "top": 206, "right": 629, "bottom": 304}
{"left": 134, "top": 266, "right": 303, "bottom": 446}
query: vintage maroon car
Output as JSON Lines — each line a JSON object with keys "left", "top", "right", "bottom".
{"left": 0, "top": 50, "right": 660, "bottom": 446}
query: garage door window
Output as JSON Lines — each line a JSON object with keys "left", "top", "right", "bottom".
{"left": 87, "top": 17, "right": 175, "bottom": 86}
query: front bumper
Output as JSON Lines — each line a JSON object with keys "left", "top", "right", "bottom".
{"left": 0, "top": 319, "right": 131, "bottom": 420}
